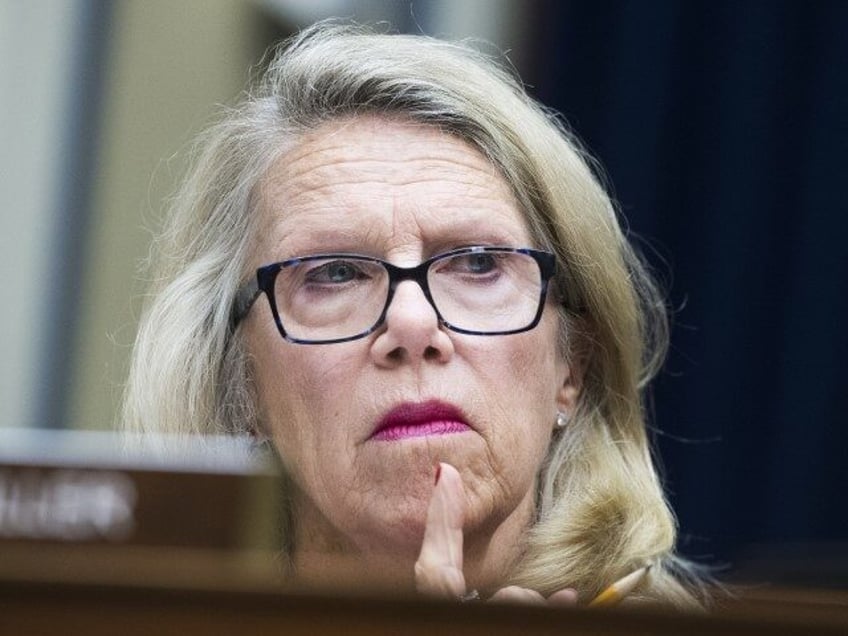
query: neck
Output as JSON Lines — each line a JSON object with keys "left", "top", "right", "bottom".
{"left": 289, "top": 487, "right": 536, "bottom": 597}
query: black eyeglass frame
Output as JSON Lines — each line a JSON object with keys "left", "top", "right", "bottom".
{"left": 230, "top": 246, "right": 556, "bottom": 345}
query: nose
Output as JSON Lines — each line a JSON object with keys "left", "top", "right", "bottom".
{"left": 369, "top": 280, "right": 455, "bottom": 367}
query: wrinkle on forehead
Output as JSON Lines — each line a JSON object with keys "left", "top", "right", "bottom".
{"left": 254, "top": 116, "right": 527, "bottom": 264}
{"left": 265, "top": 117, "right": 504, "bottom": 193}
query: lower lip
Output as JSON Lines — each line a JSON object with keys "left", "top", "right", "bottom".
{"left": 371, "top": 420, "right": 470, "bottom": 442}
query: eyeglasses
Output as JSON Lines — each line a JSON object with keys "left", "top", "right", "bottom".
{"left": 230, "top": 246, "right": 556, "bottom": 345}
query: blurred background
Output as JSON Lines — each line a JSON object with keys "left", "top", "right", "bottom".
{"left": 2, "top": 0, "right": 846, "bottom": 587}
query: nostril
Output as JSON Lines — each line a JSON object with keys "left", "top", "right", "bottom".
{"left": 387, "top": 347, "right": 405, "bottom": 363}
{"left": 423, "top": 345, "right": 441, "bottom": 360}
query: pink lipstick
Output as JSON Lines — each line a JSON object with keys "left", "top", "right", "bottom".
{"left": 371, "top": 400, "right": 471, "bottom": 441}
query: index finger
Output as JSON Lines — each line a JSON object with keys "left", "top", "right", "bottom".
{"left": 414, "top": 462, "right": 466, "bottom": 598}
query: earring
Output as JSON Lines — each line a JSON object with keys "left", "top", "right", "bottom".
{"left": 555, "top": 411, "right": 569, "bottom": 429}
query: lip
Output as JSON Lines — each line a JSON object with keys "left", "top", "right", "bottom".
{"left": 370, "top": 400, "right": 472, "bottom": 442}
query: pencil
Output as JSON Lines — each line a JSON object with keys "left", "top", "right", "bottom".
{"left": 588, "top": 565, "right": 651, "bottom": 607}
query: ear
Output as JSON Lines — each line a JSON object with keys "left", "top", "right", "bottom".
{"left": 556, "top": 365, "right": 581, "bottom": 417}
{"left": 555, "top": 331, "right": 587, "bottom": 417}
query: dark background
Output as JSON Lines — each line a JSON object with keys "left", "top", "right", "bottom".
{"left": 525, "top": 0, "right": 848, "bottom": 583}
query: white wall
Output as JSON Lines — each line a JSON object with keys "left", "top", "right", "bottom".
{"left": 66, "top": 0, "right": 267, "bottom": 430}
{"left": 0, "top": 1, "right": 86, "bottom": 428}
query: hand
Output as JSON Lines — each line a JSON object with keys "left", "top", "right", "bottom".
{"left": 414, "top": 462, "right": 578, "bottom": 606}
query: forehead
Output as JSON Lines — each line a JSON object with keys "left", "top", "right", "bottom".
{"left": 255, "top": 116, "right": 530, "bottom": 262}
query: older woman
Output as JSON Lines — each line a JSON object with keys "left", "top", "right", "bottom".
{"left": 123, "top": 23, "right": 702, "bottom": 607}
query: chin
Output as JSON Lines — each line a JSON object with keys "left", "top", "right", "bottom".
{"left": 346, "top": 495, "right": 431, "bottom": 556}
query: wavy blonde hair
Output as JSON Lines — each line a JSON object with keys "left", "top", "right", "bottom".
{"left": 123, "top": 22, "right": 704, "bottom": 607}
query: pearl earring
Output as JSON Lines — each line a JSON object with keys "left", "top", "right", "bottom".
{"left": 555, "top": 411, "right": 569, "bottom": 429}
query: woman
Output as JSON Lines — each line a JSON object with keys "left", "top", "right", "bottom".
{"left": 123, "top": 23, "right": 702, "bottom": 607}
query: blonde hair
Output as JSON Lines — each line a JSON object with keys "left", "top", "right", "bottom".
{"left": 123, "top": 22, "right": 704, "bottom": 607}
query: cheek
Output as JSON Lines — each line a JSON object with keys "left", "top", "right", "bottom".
{"left": 502, "top": 324, "right": 563, "bottom": 440}
{"left": 492, "top": 318, "right": 563, "bottom": 414}
{"left": 248, "top": 320, "right": 364, "bottom": 478}
{"left": 468, "top": 320, "right": 563, "bottom": 463}
{"left": 449, "top": 324, "right": 562, "bottom": 531}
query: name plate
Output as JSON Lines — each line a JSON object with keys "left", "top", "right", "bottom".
{"left": 0, "top": 429, "right": 283, "bottom": 589}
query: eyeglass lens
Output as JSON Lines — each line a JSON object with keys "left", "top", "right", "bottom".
{"left": 272, "top": 251, "right": 544, "bottom": 342}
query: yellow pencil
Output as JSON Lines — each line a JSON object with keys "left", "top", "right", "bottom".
{"left": 588, "top": 565, "right": 651, "bottom": 607}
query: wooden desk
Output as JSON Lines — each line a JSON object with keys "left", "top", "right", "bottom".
{"left": 2, "top": 556, "right": 847, "bottom": 636}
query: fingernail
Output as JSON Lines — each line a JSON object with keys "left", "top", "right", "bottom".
{"left": 434, "top": 463, "right": 442, "bottom": 485}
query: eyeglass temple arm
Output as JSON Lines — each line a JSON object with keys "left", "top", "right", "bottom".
{"left": 230, "top": 278, "right": 261, "bottom": 331}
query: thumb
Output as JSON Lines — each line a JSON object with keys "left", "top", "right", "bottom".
{"left": 414, "top": 462, "right": 466, "bottom": 598}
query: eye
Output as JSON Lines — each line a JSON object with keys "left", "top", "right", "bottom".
{"left": 304, "top": 260, "right": 367, "bottom": 284}
{"left": 437, "top": 252, "right": 502, "bottom": 276}
{"left": 431, "top": 251, "right": 509, "bottom": 286}
{"left": 461, "top": 253, "right": 497, "bottom": 274}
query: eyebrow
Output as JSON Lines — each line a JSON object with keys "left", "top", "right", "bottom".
{"left": 268, "top": 219, "right": 530, "bottom": 261}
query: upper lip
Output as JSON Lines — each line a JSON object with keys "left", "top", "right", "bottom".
{"left": 371, "top": 400, "right": 470, "bottom": 438}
